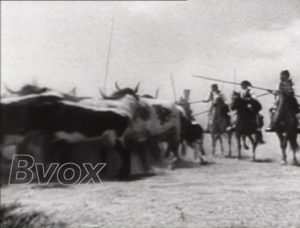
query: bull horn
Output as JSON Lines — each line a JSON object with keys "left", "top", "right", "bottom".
{"left": 99, "top": 87, "right": 109, "bottom": 99}
{"left": 115, "top": 81, "right": 121, "bottom": 91}
{"left": 4, "top": 84, "right": 20, "bottom": 94}
{"left": 134, "top": 82, "right": 141, "bottom": 93}
{"left": 155, "top": 87, "right": 160, "bottom": 98}
{"left": 69, "top": 87, "right": 77, "bottom": 96}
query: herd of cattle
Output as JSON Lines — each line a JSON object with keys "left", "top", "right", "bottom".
{"left": 1, "top": 83, "right": 205, "bottom": 178}
{"left": 1, "top": 82, "right": 299, "bottom": 180}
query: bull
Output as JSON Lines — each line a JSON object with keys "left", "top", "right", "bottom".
{"left": 99, "top": 82, "right": 206, "bottom": 176}
{"left": 1, "top": 88, "right": 130, "bottom": 178}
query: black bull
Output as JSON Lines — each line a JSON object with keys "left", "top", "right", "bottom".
{"left": 0, "top": 94, "right": 130, "bottom": 176}
{"left": 1, "top": 95, "right": 129, "bottom": 137}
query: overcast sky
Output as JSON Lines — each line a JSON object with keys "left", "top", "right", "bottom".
{"left": 2, "top": 0, "right": 300, "bottom": 122}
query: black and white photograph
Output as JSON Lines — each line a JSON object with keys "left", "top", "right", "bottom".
{"left": 1, "top": 0, "right": 300, "bottom": 227}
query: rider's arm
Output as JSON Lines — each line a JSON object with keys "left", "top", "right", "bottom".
{"left": 249, "top": 89, "right": 257, "bottom": 99}
{"left": 202, "top": 92, "right": 212, "bottom": 103}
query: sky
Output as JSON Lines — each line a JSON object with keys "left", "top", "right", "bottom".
{"left": 2, "top": 0, "right": 300, "bottom": 123}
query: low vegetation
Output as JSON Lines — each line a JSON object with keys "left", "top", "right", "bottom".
{"left": 0, "top": 202, "right": 66, "bottom": 228}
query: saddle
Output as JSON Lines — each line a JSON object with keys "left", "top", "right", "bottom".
{"left": 247, "top": 99, "right": 262, "bottom": 114}
{"left": 244, "top": 99, "right": 263, "bottom": 128}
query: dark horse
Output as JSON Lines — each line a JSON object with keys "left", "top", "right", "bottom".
{"left": 272, "top": 92, "right": 299, "bottom": 165}
{"left": 230, "top": 92, "right": 262, "bottom": 160}
{"left": 209, "top": 97, "right": 232, "bottom": 156}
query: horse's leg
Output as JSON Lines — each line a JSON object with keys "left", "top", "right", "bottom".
{"left": 197, "top": 142, "right": 205, "bottom": 164}
{"left": 237, "top": 134, "right": 242, "bottom": 159}
{"left": 292, "top": 151, "right": 298, "bottom": 165}
{"left": 292, "top": 146, "right": 298, "bottom": 165}
{"left": 242, "top": 135, "right": 249, "bottom": 150}
{"left": 219, "top": 134, "right": 224, "bottom": 154}
{"left": 199, "top": 139, "right": 206, "bottom": 156}
{"left": 211, "top": 133, "right": 216, "bottom": 156}
{"left": 248, "top": 135, "right": 257, "bottom": 161}
{"left": 227, "top": 132, "right": 232, "bottom": 157}
{"left": 289, "top": 132, "right": 299, "bottom": 165}
{"left": 276, "top": 132, "right": 287, "bottom": 165}
{"left": 282, "top": 137, "right": 288, "bottom": 165}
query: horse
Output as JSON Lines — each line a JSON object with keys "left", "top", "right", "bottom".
{"left": 272, "top": 92, "right": 299, "bottom": 165}
{"left": 209, "top": 97, "right": 232, "bottom": 156}
{"left": 230, "top": 91, "right": 261, "bottom": 160}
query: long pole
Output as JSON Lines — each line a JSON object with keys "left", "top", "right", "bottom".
{"left": 192, "top": 110, "right": 210, "bottom": 117}
{"left": 193, "top": 74, "right": 300, "bottom": 98}
{"left": 256, "top": 92, "right": 270, "bottom": 98}
{"left": 234, "top": 67, "right": 237, "bottom": 90}
{"left": 170, "top": 73, "right": 177, "bottom": 101}
{"left": 103, "top": 16, "right": 115, "bottom": 92}
{"left": 188, "top": 92, "right": 271, "bottom": 105}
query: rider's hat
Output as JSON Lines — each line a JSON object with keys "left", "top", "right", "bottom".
{"left": 240, "top": 80, "right": 252, "bottom": 87}
{"left": 280, "top": 70, "right": 290, "bottom": 77}
{"left": 211, "top": 84, "right": 218, "bottom": 89}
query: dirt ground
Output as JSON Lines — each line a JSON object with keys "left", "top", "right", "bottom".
{"left": 1, "top": 133, "right": 300, "bottom": 228}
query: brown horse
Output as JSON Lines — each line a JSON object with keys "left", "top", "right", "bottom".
{"left": 273, "top": 93, "right": 299, "bottom": 165}
{"left": 209, "top": 97, "right": 232, "bottom": 156}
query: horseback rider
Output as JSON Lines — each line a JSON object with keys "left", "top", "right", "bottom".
{"left": 266, "top": 70, "right": 300, "bottom": 132}
{"left": 242, "top": 80, "right": 264, "bottom": 143}
{"left": 201, "top": 84, "right": 227, "bottom": 132}
{"left": 228, "top": 80, "right": 264, "bottom": 143}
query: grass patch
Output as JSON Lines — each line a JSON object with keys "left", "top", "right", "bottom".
{"left": 0, "top": 202, "right": 66, "bottom": 228}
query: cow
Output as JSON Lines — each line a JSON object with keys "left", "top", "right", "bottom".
{"left": 139, "top": 87, "right": 206, "bottom": 164}
{"left": 99, "top": 82, "right": 206, "bottom": 175}
{"left": 1, "top": 89, "right": 130, "bottom": 178}
{"left": 98, "top": 83, "right": 185, "bottom": 175}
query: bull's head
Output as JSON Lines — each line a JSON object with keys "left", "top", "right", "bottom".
{"left": 100, "top": 82, "right": 141, "bottom": 100}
